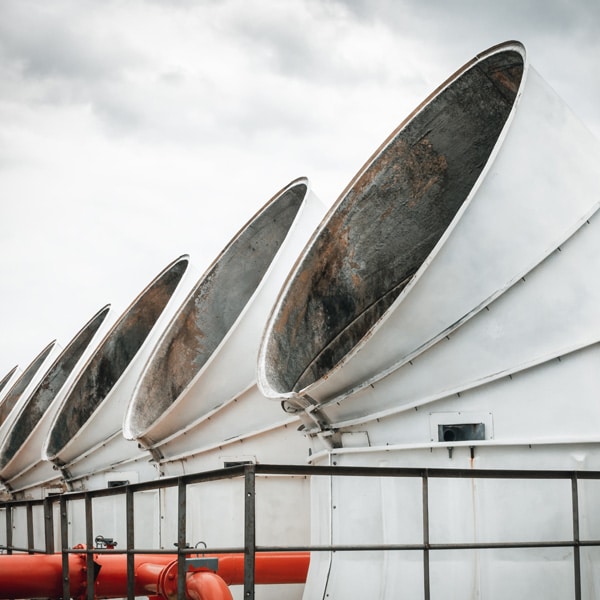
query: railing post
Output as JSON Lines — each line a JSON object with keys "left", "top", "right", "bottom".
{"left": 177, "top": 477, "right": 187, "bottom": 600}
{"left": 60, "top": 496, "right": 70, "bottom": 600}
{"left": 85, "top": 493, "right": 95, "bottom": 600}
{"left": 4, "top": 504, "right": 12, "bottom": 554}
{"left": 44, "top": 497, "right": 55, "bottom": 553}
{"left": 422, "top": 470, "right": 430, "bottom": 600}
{"left": 126, "top": 486, "right": 135, "bottom": 600}
{"left": 26, "top": 503, "right": 34, "bottom": 553}
{"left": 571, "top": 473, "right": 581, "bottom": 600}
{"left": 244, "top": 464, "right": 256, "bottom": 600}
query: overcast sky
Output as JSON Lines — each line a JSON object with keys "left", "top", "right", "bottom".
{"left": 1, "top": 0, "right": 599, "bottom": 378}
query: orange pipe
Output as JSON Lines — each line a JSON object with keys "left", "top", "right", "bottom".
{"left": 94, "top": 553, "right": 175, "bottom": 597}
{"left": 215, "top": 552, "right": 310, "bottom": 585}
{"left": 0, "top": 552, "right": 174, "bottom": 599}
{"left": 157, "top": 561, "right": 234, "bottom": 600}
{"left": 0, "top": 551, "right": 309, "bottom": 599}
{"left": 136, "top": 559, "right": 172, "bottom": 595}
{"left": 0, "top": 553, "right": 65, "bottom": 598}
{"left": 185, "top": 572, "right": 233, "bottom": 600}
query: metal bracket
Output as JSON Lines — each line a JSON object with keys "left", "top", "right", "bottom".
{"left": 186, "top": 557, "right": 219, "bottom": 572}
{"left": 95, "top": 535, "right": 117, "bottom": 549}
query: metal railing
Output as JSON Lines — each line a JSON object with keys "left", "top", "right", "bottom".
{"left": 2, "top": 463, "right": 600, "bottom": 600}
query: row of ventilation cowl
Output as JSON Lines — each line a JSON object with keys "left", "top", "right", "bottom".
{"left": 1, "top": 40, "right": 600, "bottom": 498}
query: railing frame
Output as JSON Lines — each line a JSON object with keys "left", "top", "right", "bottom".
{"left": 2, "top": 463, "right": 600, "bottom": 599}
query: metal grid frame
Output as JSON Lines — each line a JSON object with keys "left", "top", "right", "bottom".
{"left": 2, "top": 463, "right": 600, "bottom": 599}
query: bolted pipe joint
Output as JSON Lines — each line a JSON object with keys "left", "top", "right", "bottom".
{"left": 157, "top": 560, "right": 233, "bottom": 600}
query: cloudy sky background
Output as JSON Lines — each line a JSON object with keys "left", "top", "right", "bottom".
{"left": 1, "top": 0, "right": 599, "bottom": 378}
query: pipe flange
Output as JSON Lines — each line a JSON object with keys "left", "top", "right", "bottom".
{"left": 156, "top": 559, "right": 179, "bottom": 600}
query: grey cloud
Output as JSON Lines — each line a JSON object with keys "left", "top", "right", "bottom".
{"left": 335, "top": 0, "right": 600, "bottom": 35}
{"left": 0, "top": 1, "right": 141, "bottom": 82}
{"left": 332, "top": 0, "right": 600, "bottom": 137}
{"left": 0, "top": 1, "right": 428, "bottom": 145}
{"left": 0, "top": 0, "right": 149, "bottom": 137}
{"left": 221, "top": 1, "right": 395, "bottom": 86}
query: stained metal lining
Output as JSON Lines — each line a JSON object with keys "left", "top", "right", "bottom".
{"left": 262, "top": 46, "right": 524, "bottom": 395}
{"left": 0, "top": 366, "right": 18, "bottom": 398}
{"left": 0, "top": 342, "right": 56, "bottom": 427}
{"left": 126, "top": 181, "right": 308, "bottom": 439}
{"left": 44, "top": 257, "right": 189, "bottom": 459}
{"left": 0, "top": 306, "right": 110, "bottom": 470}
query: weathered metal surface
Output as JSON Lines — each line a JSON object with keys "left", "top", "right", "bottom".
{"left": 0, "top": 341, "right": 56, "bottom": 427}
{"left": 127, "top": 182, "right": 307, "bottom": 438}
{"left": 0, "top": 366, "right": 19, "bottom": 399}
{"left": 44, "top": 256, "right": 189, "bottom": 462}
{"left": 260, "top": 38, "right": 600, "bottom": 421}
{"left": 0, "top": 305, "right": 110, "bottom": 478}
{"left": 124, "top": 178, "right": 324, "bottom": 461}
{"left": 259, "top": 40, "right": 600, "bottom": 600}
{"left": 260, "top": 48, "right": 523, "bottom": 397}
{"left": 1, "top": 37, "right": 600, "bottom": 600}
{"left": 321, "top": 211, "right": 600, "bottom": 432}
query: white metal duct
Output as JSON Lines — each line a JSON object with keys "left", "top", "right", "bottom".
{"left": 257, "top": 41, "right": 600, "bottom": 600}
{"left": 0, "top": 366, "right": 19, "bottom": 403}
{"left": 42, "top": 255, "right": 192, "bottom": 488}
{"left": 258, "top": 40, "right": 600, "bottom": 449}
{"left": 123, "top": 178, "right": 325, "bottom": 473}
{"left": 0, "top": 306, "right": 110, "bottom": 497}
{"left": 0, "top": 341, "right": 59, "bottom": 448}
{"left": 123, "top": 179, "right": 324, "bottom": 600}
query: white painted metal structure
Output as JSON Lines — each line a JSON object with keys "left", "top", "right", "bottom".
{"left": 0, "top": 341, "right": 60, "bottom": 470}
{"left": 0, "top": 366, "right": 20, "bottom": 405}
{"left": 123, "top": 178, "right": 324, "bottom": 600}
{"left": 124, "top": 178, "right": 324, "bottom": 473}
{"left": 0, "top": 306, "right": 111, "bottom": 496}
{"left": 41, "top": 255, "right": 194, "bottom": 491}
{"left": 1, "top": 38, "right": 599, "bottom": 600}
{"left": 259, "top": 41, "right": 600, "bottom": 598}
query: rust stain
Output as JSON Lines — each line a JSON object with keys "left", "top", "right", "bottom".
{"left": 265, "top": 46, "right": 524, "bottom": 394}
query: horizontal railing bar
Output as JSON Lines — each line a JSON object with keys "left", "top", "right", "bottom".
{"left": 3, "top": 464, "right": 600, "bottom": 563}
{"left": 0, "top": 545, "right": 48, "bottom": 554}
{"left": 60, "top": 546, "right": 252, "bottom": 555}
{"left": 257, "top": 544, "right": 425, "bottom": 552}
{"left": 3, "top": 464, "right": 600, "bottom": 509}
{"left": 44, "top": 538, "right": 598, "bottom": 556}
{"left": 47, "top": 465, "right": 250, "bottom": 501}
{"left": 252, "top": 464, "right": 600, "bottom": 480}
{"left": 428, "top": 541, "right": 579, "bottom": 550}
{"left": 0, "top": 498, "right": 46, "bottom": 508}
{"left": 257, "top": 540, "right": 599, "bottom": 552}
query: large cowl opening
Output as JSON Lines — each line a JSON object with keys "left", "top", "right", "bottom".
{"left": 44, "top": 257, "right": 188, "bottom": 460}
{"left": 125, "top": 179, "right": 309, "bottom": 439}
{"left": 0, "top": 306, "right": 109, "bottom": 471}
{"left": 262, "top": 43, "right": 525, "bottom": 396}
{"left": 0, "top": 342, "right": 56, "bottom": 427}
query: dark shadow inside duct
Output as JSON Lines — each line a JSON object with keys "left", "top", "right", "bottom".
{"left": 0, "top": 306, "right": 110, "bottom": 471}
{"left": 44, "top": 256, "right": 189, "bottom": 460}
{"left": 0, "top": 342, "right": 56, "bottom": 427}
{"left": 126, "top": 181, "right": 308, "bottom": 439}
{"left": 0, "top": 366, "right": 19, "bottom": 397}
{"left": 263, "top": 46, "right": 524, "bottom": 395}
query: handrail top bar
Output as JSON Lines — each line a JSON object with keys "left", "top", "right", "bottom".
{"left": 2, "top": 463, "right": 599, "bottom": 506}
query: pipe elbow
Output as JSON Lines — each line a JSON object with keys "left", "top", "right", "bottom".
{"left": 185, "top": 571, "right": 233, "bottom": 600}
